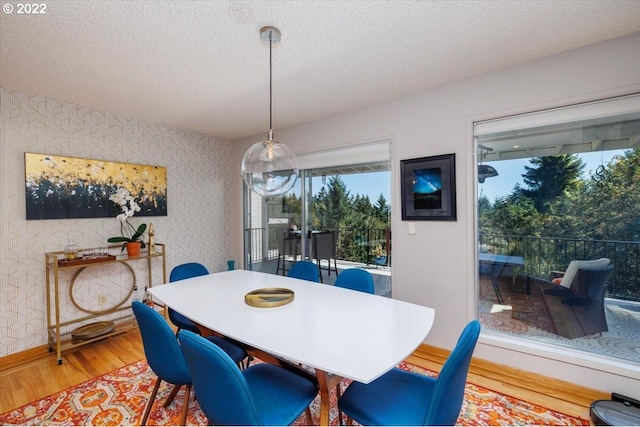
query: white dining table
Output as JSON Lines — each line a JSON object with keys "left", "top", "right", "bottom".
{"left": 147, "top": 269, "right": 435, "bottom": 425}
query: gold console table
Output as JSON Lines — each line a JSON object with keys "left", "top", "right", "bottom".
{"left": 44, "top": 243, "right": 166, "bottom": 364}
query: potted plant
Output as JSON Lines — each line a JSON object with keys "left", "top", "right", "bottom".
{"left": 107, "top": 187, "right": 146, "bottom": 256}
{"left": 373, "top": 244, "right": 387, "bottom": 266}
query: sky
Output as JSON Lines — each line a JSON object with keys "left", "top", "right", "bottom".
{"left": 312, "top": 171, "right": 391, "bottom": 203}
{"left": 478, "top": 150, "right": 625, "bottom": 202}
{"left": 300, "top": 149, "right": 627, "bottom": 205}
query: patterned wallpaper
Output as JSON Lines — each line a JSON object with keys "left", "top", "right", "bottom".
{"left": 0, "top": 88, "right": 233, "bottom": 357}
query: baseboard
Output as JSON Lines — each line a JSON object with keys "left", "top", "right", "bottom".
{"left": 413, "top": 343, "right": 608, "bottom": 408}
{"left": 0, "top": 344, "right": 51, "bottom": 371}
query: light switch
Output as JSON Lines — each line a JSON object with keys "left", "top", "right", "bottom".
{"left": 408, "top": 222, "right": 416, "bottom": 235}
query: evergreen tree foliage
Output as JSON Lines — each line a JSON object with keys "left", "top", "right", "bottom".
{"left": 308, "top": 175, "right": 390, "bottom": 263}
{"left": 312, "top": 176, "right": 351, "bottom": 230}
{"left": 489, "top": 187, "right": 544, "bottom": 237}
{"left": 374, "top": 194, "right": 390, "bottom": 224}
{"left": 575, "top": 149, "right": 640, "bottom": 241}
{"left": 521, "top": 155, "right": 584, "bottom": 212}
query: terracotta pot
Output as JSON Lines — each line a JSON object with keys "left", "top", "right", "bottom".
{"left": 126, "top": 242, "right": 142, "bottom": 257}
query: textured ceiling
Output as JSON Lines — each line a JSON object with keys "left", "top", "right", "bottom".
{"left": 2, "top": 1, "right": 639, "bottom": 140}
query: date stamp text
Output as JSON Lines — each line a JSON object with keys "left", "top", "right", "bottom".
{"left": 3, "top": 3, "right": 47, "bottom": 14}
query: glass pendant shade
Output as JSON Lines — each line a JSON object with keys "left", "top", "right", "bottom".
{"left": 241, "top": 26, "right": 299, "bottom": 197}
{"left": 241, "top": 133, "right": 299, "bottom": 197}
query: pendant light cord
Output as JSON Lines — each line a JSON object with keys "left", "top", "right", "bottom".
{"left": 269, "top": 30, "right": 273, "bottom": 133}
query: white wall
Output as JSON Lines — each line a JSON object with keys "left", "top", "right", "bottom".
{"left": 231, "top": 33, "right": 640, "bottom": 394}
{"left": 0, "top": 90, "right": 233, "bottom": 356}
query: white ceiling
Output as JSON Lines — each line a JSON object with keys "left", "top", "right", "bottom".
{"left": 2, "top": 1, "right": 639, "bottom": 140}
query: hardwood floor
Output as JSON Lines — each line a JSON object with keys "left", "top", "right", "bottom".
{"left": 0, "top": 327, "right": 604, "bottom": 422}
{"left": 0, "top": 329, "right": 145, "bottom": 413}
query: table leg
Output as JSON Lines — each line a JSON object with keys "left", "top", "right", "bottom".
{"left": 195, "top": 322, "right": 335, "bottom": 424}
{"left": 315, "top": 369, "right": 345, "bottom": 426}
{"left": 316, "top": 369, "right": 331, "bottom": 426}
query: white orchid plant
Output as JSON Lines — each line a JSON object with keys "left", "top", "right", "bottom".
{"left": 107, "top": 187, "right": 146, "bottom": 250}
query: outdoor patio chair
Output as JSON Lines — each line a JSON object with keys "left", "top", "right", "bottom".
{"left": 276, "top": 231, "right": 301, "bottom": 276}
{"left": 542, "top": 263, "right": 614, "bottom": 338}
{"left": 313, "top": 231, "right": 338, "bottom": 283}
{"left": 547, "top": 258, "right": 610, "bottom": 292}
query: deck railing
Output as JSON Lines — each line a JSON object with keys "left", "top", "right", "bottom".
{"left": 479, "top": 234, "right": 640, "bottom": 302}
{"left": 247, "top": 226, "right": 390, "bottom": 267}
{"left": 248, "top": 228, "right": 639, "bottom": 301}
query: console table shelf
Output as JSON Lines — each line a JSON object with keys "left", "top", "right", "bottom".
{"left": 45, "top": 243, "right": 166, "bottom": 364}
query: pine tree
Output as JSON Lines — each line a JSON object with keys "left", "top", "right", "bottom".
{"left": 521, "top": 155, "right": 584, "bottom": 212}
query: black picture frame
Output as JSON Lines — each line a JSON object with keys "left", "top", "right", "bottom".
{"left": 401, "top": 153, "right": 456, "bottom": 221}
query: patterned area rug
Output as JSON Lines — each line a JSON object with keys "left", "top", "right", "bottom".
{"left": 0, "top": 359, "right": 588, "bottom": 426}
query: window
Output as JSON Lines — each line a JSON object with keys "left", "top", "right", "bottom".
{"left": 475, "top": 94, "right": 640, "bottom": 364}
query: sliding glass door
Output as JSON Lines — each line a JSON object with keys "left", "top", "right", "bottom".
{"left": 244, "top": 143, "right": 392, "bottom": 295}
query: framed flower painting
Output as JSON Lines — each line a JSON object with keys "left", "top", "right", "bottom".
{"left": 24, "top": 153, "right": 167, "bottom": 220}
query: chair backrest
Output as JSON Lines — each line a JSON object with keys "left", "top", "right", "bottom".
{"left": 424, "top": 320, "right": 481, "bottom": 426}
{"left": 283, "top": 231, "right": 301, "bottom": 257}
{"left": 178, "top": 330, "right": 262, "bottom": 425}
{"left": 168, "top": 262, "right": 210, "bottom": 330}
{"left": 169, "top": 262, "right": 209, "bottom": 282}
{"left": 334, "top": 268, "right": 374, "bottom": 294}
{"left": 287, "top": 260, "right": 320, "bottom": 282}
{"left": 559, "top": 258, "right": 610, "bottom": 288}
{"left": 572, "top": 265, "right": 614, "bottom": 300}
{"left": 313, "top": 231, "right": 336, "bottom": 260}
{"left": 132, "top": 301, "right": 191, "bottom": 386}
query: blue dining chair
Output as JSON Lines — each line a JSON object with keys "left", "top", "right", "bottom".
{"left": 168, "top": 262, "right": 249, "bottom": 367}
{"left": 132, "top": 301, "right": 194, "bottom": 425}
{"left": 133, "top": 302, "right": 252, "bottom": 424}
{"left": 168, "top": 262, "right": 210, "bottom": 334}
{"left": 338, "top": 320, "right": 481, "bottom": 426}
{"left": 333, "top": 267, "right": 375, "bottom": 423}
{"left": 178, "top": 330, "right": 319, "bottom": 426}
{"left": 287, "top": 260, "right": 320, "bottom": 282}
{"left": 334, "top": 268, "right": 375, "bottom": 294}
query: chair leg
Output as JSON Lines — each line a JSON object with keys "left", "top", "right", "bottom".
{"left": 164, "top": 384, "right": 182, "bottom": 407}
{"left": 236, "top": 354, "right": 252, "bottom": 370}
{"left": 141, "top": 376, "right": 162, "bottom": 425}
{"left": 306, "top": 407, "right": 313, "bottom": 425}
{"left": 180, "top": 384, "right": 191, "bottom": 426}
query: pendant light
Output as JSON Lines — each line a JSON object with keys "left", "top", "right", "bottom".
{"left": 241, "top": 26, "right": 299, "bottom": 197}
